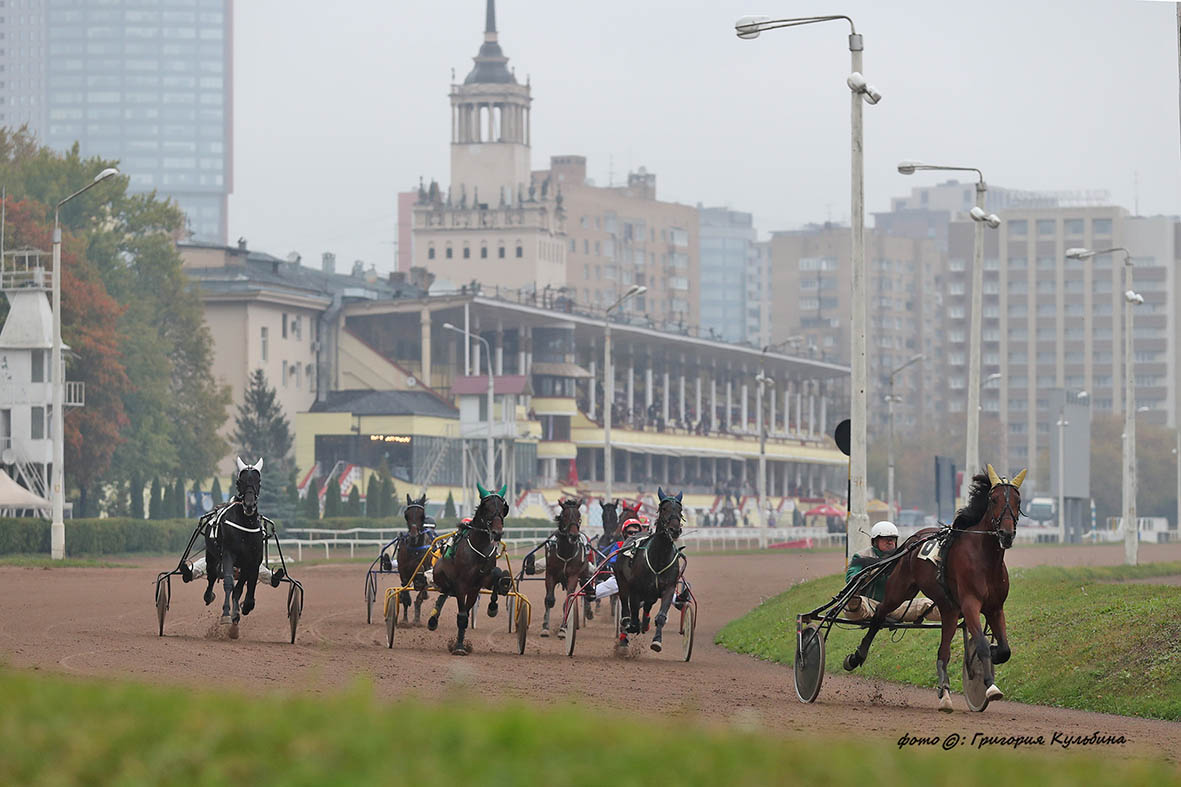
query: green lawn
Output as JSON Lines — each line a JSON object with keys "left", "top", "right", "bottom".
{"left": 0, "top": 555, "right": 134, "bottom": 568}
{"left": 716, "top": 562, "right": 1181, "bottom": 721}
{"left": 0, "top": 669, "right": 1176, "bottom": 786}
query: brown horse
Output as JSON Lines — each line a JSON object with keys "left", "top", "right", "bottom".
{"left": 427, "top": 483, "right": 513, "bottom": 655}
{"left": 540, "top": 498, "right": 595, "bottom": 639}
{"left": 614, "top": 487, "right": 684, "bottom": 652}
{"left": 842, "top": 464, "right": 1024, "bottom": 711}
{"left": 395, "top": 493, "right": 433, "bottom": 625}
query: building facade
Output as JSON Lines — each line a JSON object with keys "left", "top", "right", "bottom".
{"left": 0, "top": 0, "right": 233, "bottom": 243}
{"left": 698, "top": 206, "right": 755, "bottom": 343}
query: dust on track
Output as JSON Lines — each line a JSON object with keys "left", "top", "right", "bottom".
{"left": 1, "top": 543, "right": 1179, "bottom": 763}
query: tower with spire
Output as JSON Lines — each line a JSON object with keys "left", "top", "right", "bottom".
{"left": 411, "top": 0, "right": 566, "bottom": 292}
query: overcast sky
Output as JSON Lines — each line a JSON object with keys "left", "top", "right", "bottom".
{"left": 230, "top": 1, "right": 1180, "bottom": 273}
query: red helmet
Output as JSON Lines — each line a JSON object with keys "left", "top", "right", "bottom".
{"left": 621, "top": 517, "right": 644, "bottom": 536}
{"left": 461, "top": 517, "right": 473, "bottom": 525}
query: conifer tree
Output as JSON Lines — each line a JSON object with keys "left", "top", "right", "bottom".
{"left": 129, "top": 473, "right": 145, "bottom": 519}
{"left": 346, "top": 485, "right": 362, "bottom": 516}
{"left": 366, "top": 474, "right": 381, "bottom": 518}
{"left": 149, "top": 477, "right": 163, "bottom": 519}
{"left": 231, "top": 369, "right": 295, "bottom": 521}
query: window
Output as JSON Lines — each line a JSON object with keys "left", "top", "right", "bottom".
{"left": 481, "top": 245, "right": 488, "bottom": 259}
{"left": 498, "top": 246, "right": 506, "bottom": 258}
{"left": 30, "top": 406, "right": 43, "bottom": 440}
{"left": 292, "top": 316, "right": 301, "bottom": 340}
{"left": 1064, "top": 219, "right": 1084, "bottom": 236}
{"left": 1008, "top": 220, "right": 1027, "bottom": 238}
{"left": 1093, "top": 218, "right": 1112, "bottom": 236}
{"left": 463, "top": 245, "right": 470, "bottom": 259}
{"left": 1036, "top": 219, "right": 1056, "bottom": 237}
{"left": 31, "top": 350, "right": 43, "bottom": 383}
{"left": 281, "top": 361, "right": 288, "bottom": 386}
{"left": 515, "top": 245, "right": 523, "bottom": 258}
{"left": 282, "top": 313, "right": 288, "bottom": 339}
{"left": 445, "top": 246, "right": 453, "bottom": 259}
{"left": 260, "top": 327, "right": 268, "bottom": 361}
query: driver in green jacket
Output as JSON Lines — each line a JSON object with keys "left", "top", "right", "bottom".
{"left": 844, "top": 521, "right": 939, "bottom": 622}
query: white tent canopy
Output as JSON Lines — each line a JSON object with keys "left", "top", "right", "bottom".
{"left": 0, "top": 468, "right": 50, "bottom": 511}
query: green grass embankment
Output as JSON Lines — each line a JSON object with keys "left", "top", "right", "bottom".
{"left": 0, "top": 669, "right": 1176, "bottom": 786}
{"left": 716, "top": 562, "right": 1181, "bottom": 721}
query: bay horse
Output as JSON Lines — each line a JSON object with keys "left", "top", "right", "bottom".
{"left": 428, "top": 483, "right": 514, "bottom": 655}
{"left": 540, "top": 498, "right": 595, "bottom": 639}
{"left": 395, "top": 493, "right": 433, "bottom": 625}
{"left": 613, "top": 487, "right": 684, "bottom": 652}
{"left": 203, "top": 457, "right": 266, "bottom": 639}
{"left": 842, "top": 464, "right": 1023, "bottom": 711}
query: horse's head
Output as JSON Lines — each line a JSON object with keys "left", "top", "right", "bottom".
{"left": 235, "top": 457, "right": 263, "bottom": 517}
{"left": 599, "top": 499, "right": 620, "bottom": 535}
{"left": 655, "top": 486, "right": 684, "bottom": 540}
{"left": 985, "top": 464, "right": 1026, "bottom": 550}
{"left": 404, "top": 493, "right": 427, "bottom": 537}
{"left": 556, "top": 498, "right": 583, "bottom": 537}
{"left": 621, "top": 502, "right": 642, "bottom": 525}
{"left": 474, "top": 482, "right": 509, "bottom": 542}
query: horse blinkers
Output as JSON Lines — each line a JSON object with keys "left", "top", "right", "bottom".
{"left": 986, "top": 465, "right": 1025, "bottom": 550}
{"left": 235, "top": 458, "right": 262, "bottom": 516}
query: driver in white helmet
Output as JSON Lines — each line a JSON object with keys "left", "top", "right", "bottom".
{"left": 843, "top": 520, "right": 939, "bottom": 623}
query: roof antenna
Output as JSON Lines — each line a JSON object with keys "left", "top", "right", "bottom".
{"left": 1133, "top": 170, "right": 1139, "bottom": 216}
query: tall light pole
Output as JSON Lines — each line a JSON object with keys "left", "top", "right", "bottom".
{"left": 981, "top": 372, "right": 1004, "bottom": 474}
{"left": 1067, "top": 247, "right": 1139, "bottom": 564}
{"left": 443, "top": 323, "right": 495, "bottom": 487}
{"left": 885, "top": 353, "right": 924, "bottom": 518}
{"left": 603, "top": 284, "right": 646, "bottom": 502}
{"left": 898, "top": 162, "right": 1000, "bottom": 502}
{"left": 51, "top": 166, "right": 119, "bottom": 560}
{"left": 737, "top": 14, "right": 882, "bottom": 561}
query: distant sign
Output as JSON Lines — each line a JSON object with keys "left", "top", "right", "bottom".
{"left": 834, "top": 419, "right": 850, "bottom": 457}
{"left": 368, "top": 434, "right": 411, "bottom": 444}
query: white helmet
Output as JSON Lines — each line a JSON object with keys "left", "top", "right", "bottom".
{"left": 870, "top": 521, "right": 899, "bottom": 540}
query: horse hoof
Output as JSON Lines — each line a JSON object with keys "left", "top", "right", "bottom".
{"left": 985, "top": 684, "right": 1004, "bottom": 701}
{"left": 843, "top": 653, "right": 861, "bottom": 671}
{"left": 585, "top": 609, "right": 594, "bottom": 621}
{"left": 938, "top": 693, "right": 954, "bottom": 713}
{"left": 451, "top": 647, "right": 468, "bottom": 656}
{"left": 486, "top": 604, "right": 498, "bottom": 618}
{"left": 540, "top": 628, "right": 550, "bottom": 638}
{"left": 427, "top": 616, "right": 439, "bottom": 631}
{"left": 242, "top": 602, "right": 254, "bottom": 616}
{"left": 556, "top": 628, "right": 566, "bottom": 640}
{"left": 204, "top": 590, "right": 215, "bottom": 606}
{"left": 650, "top": 640, "right": 663, "bottom": 653}
{"left": 228, "top": 623, "right": 239, "bottom": 640}
{"left": 220, "top": 615, "right": 232, "bottom": 625}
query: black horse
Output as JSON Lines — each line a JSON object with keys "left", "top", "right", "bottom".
{"left": 395, "top": 493, "right": 434, "bottom": 625}
{"left": 428, "top": 483, "right": 514, "bottom": 655}
{"left": 540, "top": 498, "right": 595, "bottom": 638}
{"left": 596, "top": 499, "right": 621, "bottom": 555}
{"left": 203, "top": 457, "right": 266, "bottom": 639}
{"left": 613, "top": 487, "right": 684, "bottom": 652}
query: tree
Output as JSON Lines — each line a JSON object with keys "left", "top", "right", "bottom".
{"left": 210, "top": 477, "right": 224, "bottom": 506}
{"left": 173, "top": 477, "right": 186, "bottom": 518}
{"left": 1090, "top": 415, "right": 1177, "bottom": 525}
{"left": 346, "top": 485, "right": 362, "bottom": 516}
{"left": 324, "top": 474, "right": 342, "bottom": 518}
{"left": 232, "top": 369, "right": 295, "bottom": 522}
{"left": 160, "top": 480, "right": 172, "bottom": 520}
{"left": 304, "top": 476, "right": 321, "bottom": 521}
{"left": 380, "top": 475, "right": 395, "bottom": 518}
{"left": 129, "top": 473, "right": 144, "bottom": 519}
{"left": 444, "top": 491, "right": 457, "bottom": 518}
{"left": 366, "top": 474, "right": 381, "bottom": 518}
{"left": 149, "top": 477, "right": 163, "bottom": 519}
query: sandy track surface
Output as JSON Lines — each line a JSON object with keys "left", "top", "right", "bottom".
{"left": 1, "top": 542, "right": 1178, "bottom": 763}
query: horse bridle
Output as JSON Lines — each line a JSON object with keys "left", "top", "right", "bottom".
{"left": 461, "top": 495, "right": 506, "bottom": 559}
{"left": 642, "top": 501, "right": 684, "bottom": 575}
{"left": 402, "top": 504, "right": 428, "bottom": 550}
{"left": 959, "top": 483, "right": 1020, "bottom": 547}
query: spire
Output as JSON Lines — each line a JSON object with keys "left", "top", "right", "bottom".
{"left": 485, "top": 0, "right": 496, "bottom": 35}
{"left": 464, "top": 0, "right": 515, "bottom": 84}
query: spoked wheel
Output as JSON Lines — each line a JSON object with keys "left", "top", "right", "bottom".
{"left": 515, "top": 598, "right": 528, "bottom": 654}
{"left": 506, "top": 595, "right": 516, "bottom": 633}
{"left": 155, "top": 575, "right": 170, "bottom": 636}
{"left": 286, "top": 583, "right": 303, "bottom": 645}
{"left": 364, "top": 573, "right": 377, "bottom": 624}
{"left": 680, "top": 604, "right": 696, "bottom": 662}
{"left": 962, "top": 627, "right": 992, "bottom": 712}
{"left": 564, "top": 598, "right": 578, "bottom": 657}
{"left": 386, "top": 590, "right": 401, "bottom": 649}
{"left": 793, "top": 624, "right": 826, "bottom": 703}
{"left": 613, "top": 597, "right": 622, "bottom": 638}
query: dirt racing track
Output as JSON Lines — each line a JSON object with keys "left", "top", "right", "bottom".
{"left": 2, "top": 543, "right": 1179, "bottom": 763}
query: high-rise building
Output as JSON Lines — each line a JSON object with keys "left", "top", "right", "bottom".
{"left": 0, "top": 0, "right": 233, "bottom": 243}
{"left": 698, "top": 206, "right": 755, "bottom": 343}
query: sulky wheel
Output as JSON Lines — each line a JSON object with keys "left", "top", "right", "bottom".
{"left": 155, "top": 575, "right": 170, "bottom": 637}
{"left": 515, "top": 598, "right": 528, "bottom": 655}
{"left": 506, "top": 595, "right": 516, "bottom": 634}
{"left": 565, "top": 598, "right": 578, "bottom": 657}
{"left": 287, "top": 583, "right": 303, "bottom": 645}
{"left": 793, "top": 624, "right": 825, "bottom": 703}
{"left": 386, "top": 590, "right": 401, "bottom": 649}
{"left": 680, "top": 604, "right": 696, "bottom": 663}
{"left": 365, "top": 574, "right": 377, "bottom": 624}
{"left": 961, "top": 627, "right": 992, "bottom": 712}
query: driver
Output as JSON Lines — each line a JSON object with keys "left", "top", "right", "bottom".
{"left": 593, "top": 516, "right": 646, "bottom": 600}
{"left": 843, "top": 521, "right": 939, "bottom": 623}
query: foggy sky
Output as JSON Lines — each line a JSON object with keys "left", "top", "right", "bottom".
{"left": 230, "top": 1, "right": 1181, "bottom": 273}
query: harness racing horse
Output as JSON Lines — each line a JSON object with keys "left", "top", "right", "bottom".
{"left": 395, "top": 493, "right": 433, "bottom": 625}
{"left": 540, "top": 498, "right": 595, "bottom": 639}
{"left": 597, "top": 499, "right": 621, "bottom": 555}
{"left": 203, "top": 457, "right": 267, "bottom": 639}
{"left": 613, "top": 487, "right": 684, "bottom": 652}
{"left": 843, "top": 464, "right": 1024, "bottom": 711}
{"left": 428, "top": 483, "right": 514, "bottom": 655}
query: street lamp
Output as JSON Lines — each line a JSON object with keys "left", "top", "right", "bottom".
{"left": 981, "top": 372, "right": 1005, "bottom": 469}
{"left": 885, "top": 353, "right": 923, "bottom": 518}
{"left": 603, "top": 285, "right": 646, "bottom": 501}
{"left": 1055, "top": 391, "right": 1086, "bottom": 545}
{"left": 1067, "top": 246, "right": 1140, "bottom": 564}
{"left": 50, "top": 166, "right": 119, "bottom": 560}
{"left": 898, "top": 162, "right": 1000, "bottom": 505}
{"left": 443, "top": 322, "right": 495, "bottom": 488}
{"left": 737, "top": 13, "right": 882, "bottom": 561}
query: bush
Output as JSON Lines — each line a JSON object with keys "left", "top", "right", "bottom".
{"left": 0, "top": 517, "right": 195, "bottom": 557}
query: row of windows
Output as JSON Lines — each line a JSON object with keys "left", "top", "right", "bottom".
{"left": 428, "top": 243, "right": 524, "bottom": 260}
{"left": 1007, "top": 218, "right": 1112, "bottom": 238}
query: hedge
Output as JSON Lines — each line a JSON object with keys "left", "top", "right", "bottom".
{"left": 293, "top": 516, "right": 556, "bottom": 531}
{"left": 0, "top": 517, "right": 195, "bottom": 557}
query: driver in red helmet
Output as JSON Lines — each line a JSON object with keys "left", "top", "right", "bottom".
{"left": 593, "top": 515, "right": 646, "bottom": 600}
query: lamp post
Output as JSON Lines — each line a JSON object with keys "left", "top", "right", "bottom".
{"left": 443, "top": 323, "right": 495, "bottom": 488}
{"left": 885, "top": 353, "right": 924, "bottom": 518}
{"left": 603, "top": 284, "right": 646, "bottom": 501}
{"left": 737, "top": 13, "right": 882, "bottom": 561}
{"left": 981, "top": 371, "right": 1004, "bottom": 473}
{"left": 898, "top": 162, "right": 999, "bottom": 503}
{"left": 1066, "top": 247, "right": 1139, "bottom": 564}
{"left": 50, "top": 166, "right": 119, "bottom": 560}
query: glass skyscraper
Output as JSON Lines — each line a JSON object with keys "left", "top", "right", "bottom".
{"left": 0, "top": 0, "right": 231, "bottom": 243}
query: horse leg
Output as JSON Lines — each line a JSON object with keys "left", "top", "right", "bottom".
{"left": 541, "top": 574, "right": 555, "bottom": 637}
{"left": 486, "top": 568, "right": 504, "bottom": 618}
{"left": 400, "top": 584, "right": 411, "bottom": 624}
{"left": 428, "top": 593, "right": 447, "bottom": 631}
{"left": 641, "top": 600, "right": 653, "bottom": 633}
{"left": 414, "top": 589, "right": 428, "bottom": 626}
{"left": 985, "top": 607, "right": 1011, "bottom": 665}
{"left": 582, "top": 570, "right": 595, "bottom": 621}
{"left": 219, "top": 550, "right": 234, "bottom": 624}
{"left": 241, "top": 565, "right": 259, "bottom": 616}
{"left": 557, "top": 575, "right": 577, "bottom": 639}
{"left": 934, "top": 604, "right": 961, "bottom": 712}
{"left": 616, "top": 583, "right": 632, "bottom": 647}
{"left": 963, "top": 597, "right": 1002, "bottom": 702}
{"left": 451, "top": 590, "right": 477, "bottom": 655}
{"left": 203, "top": 571, "right": 217, "bottom": 606}
{"left": 649, "top": 581, "right": 676, "bottom": 653}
